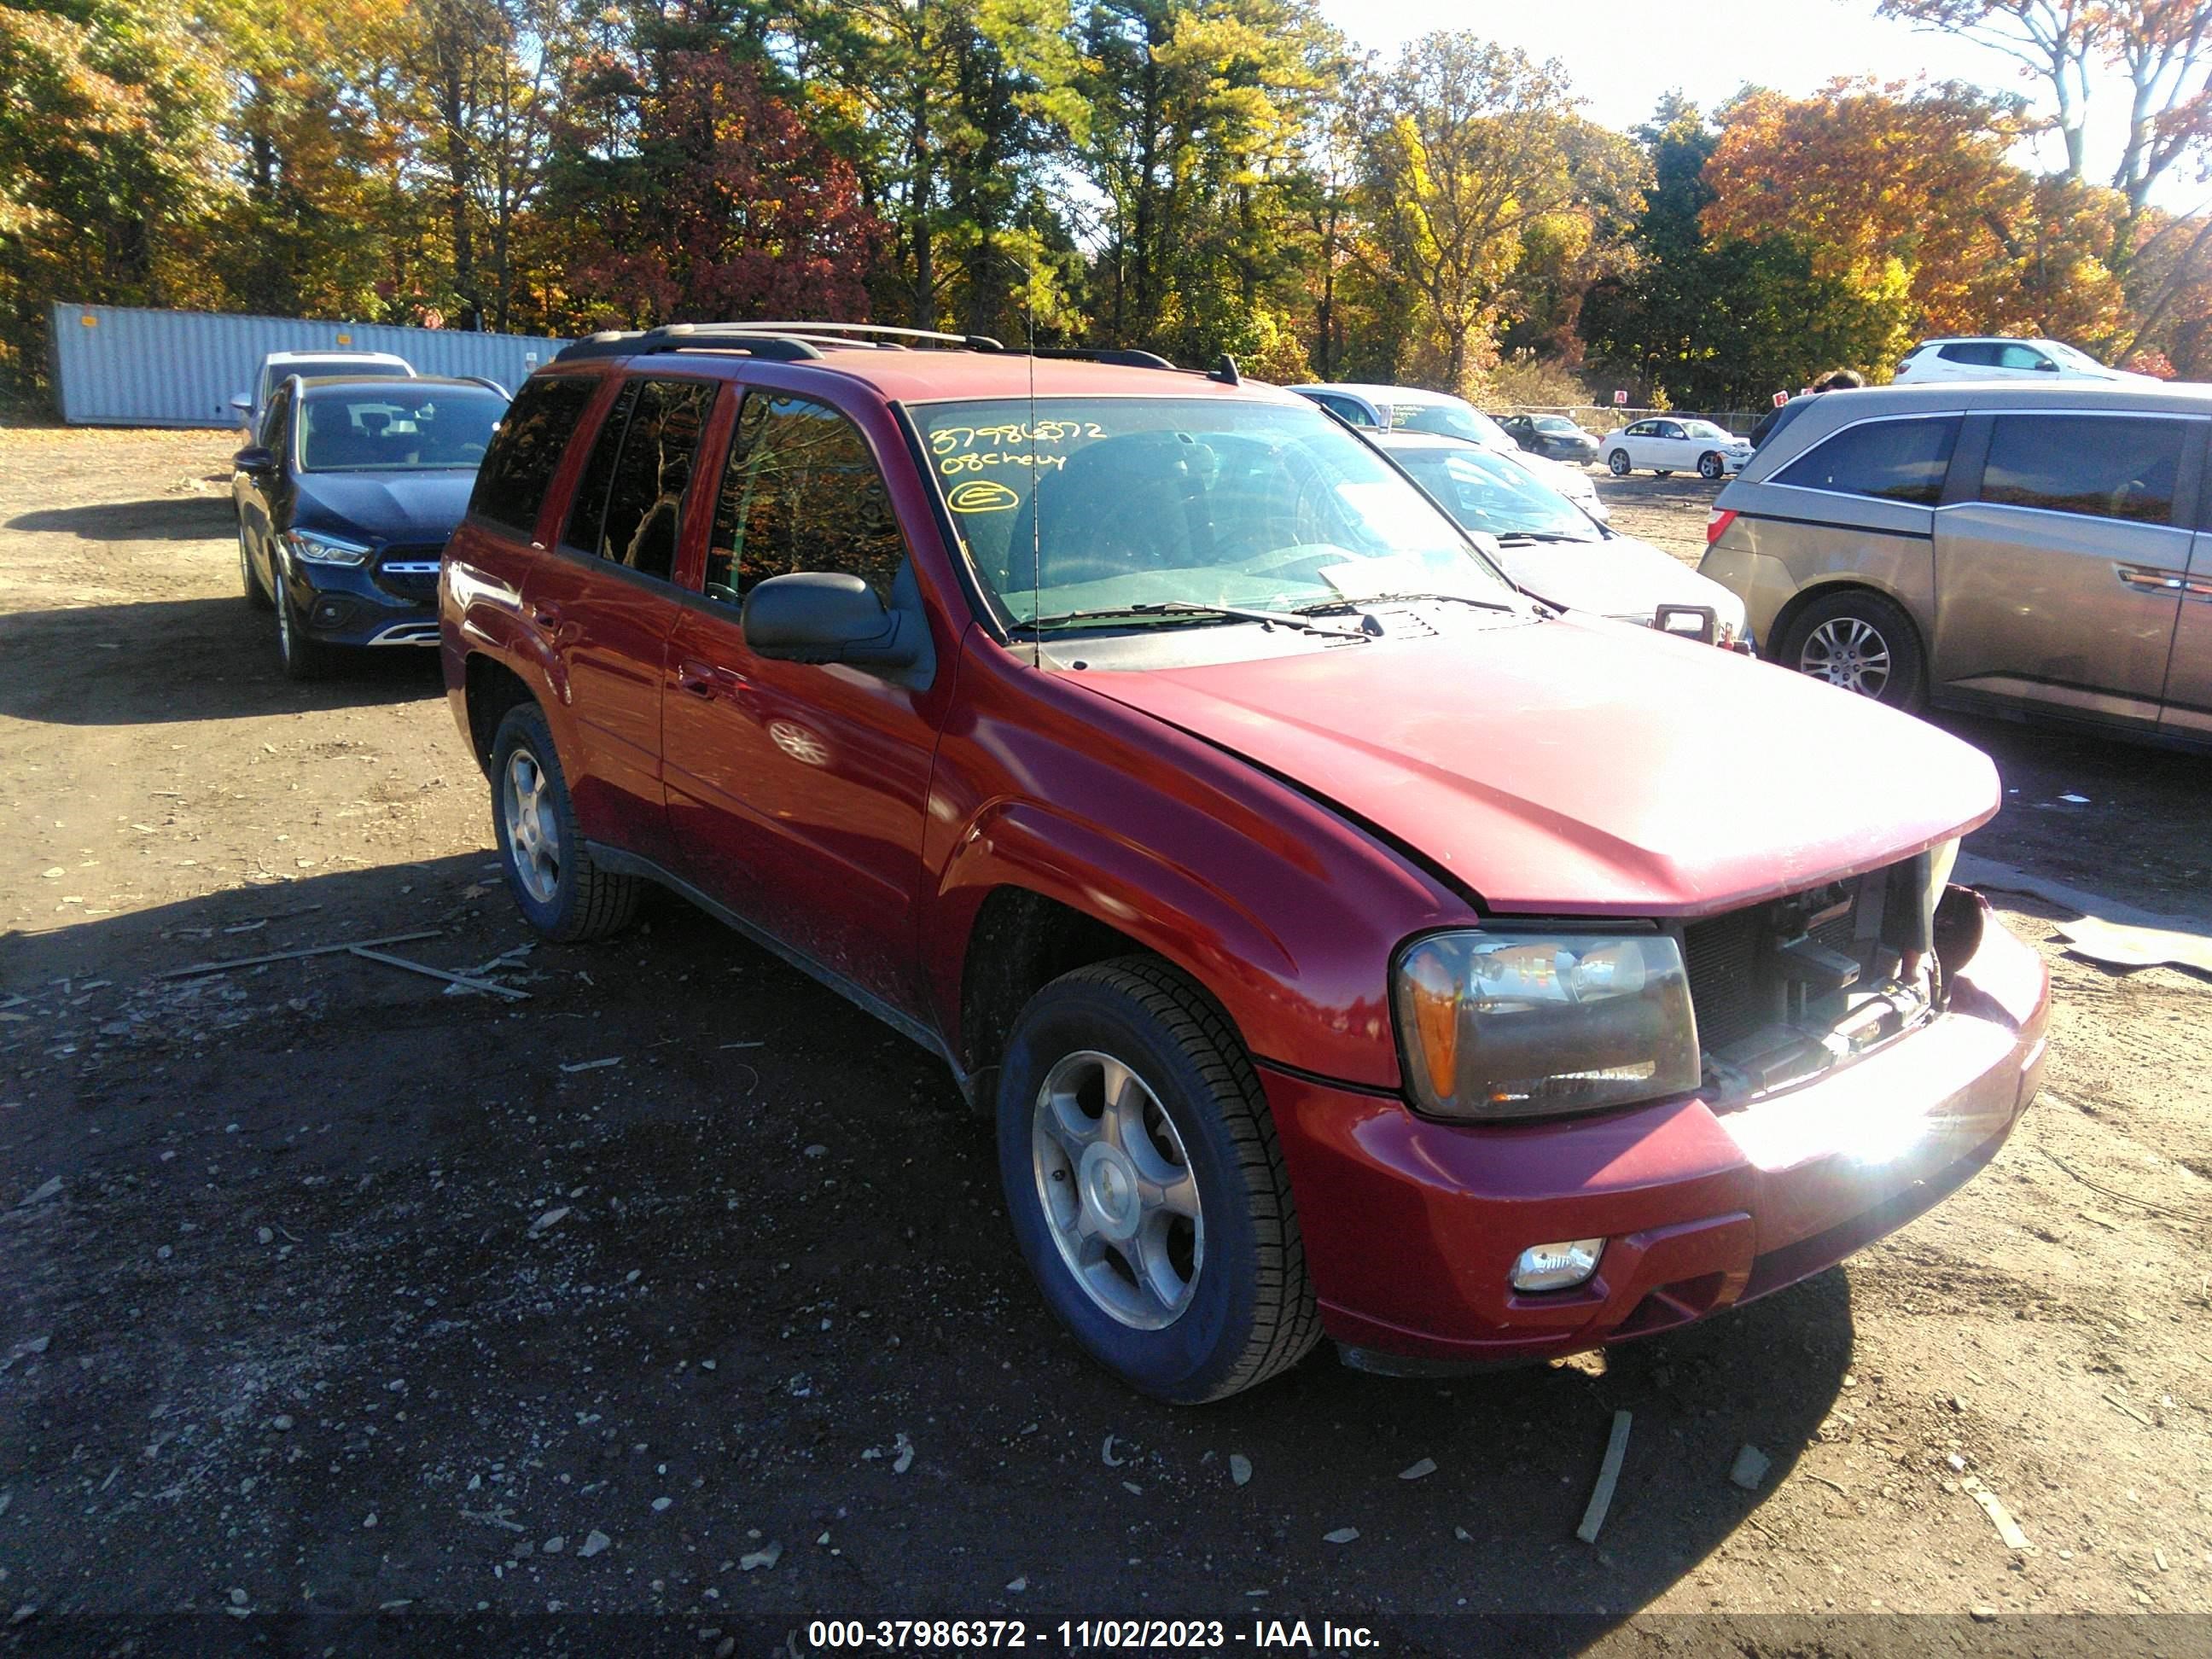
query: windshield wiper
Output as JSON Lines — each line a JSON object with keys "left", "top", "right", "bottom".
{"left": 1492, "top": 532, "right": 1600, "bottom": 547}
{"left": 1021, "top": 601, "right": 1371, "bottom": 640}
{"left": 1294, "top": 591, "right": 1518, "bottom": 615}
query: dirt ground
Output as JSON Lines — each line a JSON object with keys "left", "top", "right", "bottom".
{"left": 1, "top": 429, "right": 2208, "bottom": 1652}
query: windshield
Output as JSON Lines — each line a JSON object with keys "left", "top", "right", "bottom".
{"left": 1388, "top": 445, "right": 1600, "bottom": 543}
{"left": 917, "top": 397, "right": 1516, "bottom": 626}
{"left": 299, "top": 386, "right": 507, "bottom": 473}
{"left": 2043, "top": 340, "right": 2105, "bottom": 370}
{"left": 1390, "top": 399, "right": 1512, "bottom": 448}
{"left": 1679, "top": 420, "right": 1733, "bottom": 441}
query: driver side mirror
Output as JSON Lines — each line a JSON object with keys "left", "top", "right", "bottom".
{"left": 742, "top": 572, "right": 923, "bottom": 670}
{"left": 2032, "top": 358, "right": 2060, "bottom": 372}
{"left": 233, "top": 445, "right": 276, "bottom": 473}
{"left": 230, "top": 393, "right": 253, "bottom": 415}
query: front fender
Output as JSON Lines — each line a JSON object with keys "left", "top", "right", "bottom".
{"left": 921, "top": 634, "right": 1477, "bottom": 1091}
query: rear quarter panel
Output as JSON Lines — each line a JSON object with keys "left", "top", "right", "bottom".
{"left": 1703, "top": 480, "right": 1936, "bottom": 651}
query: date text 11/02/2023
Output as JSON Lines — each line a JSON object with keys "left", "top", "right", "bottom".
{"left": 804, "top": 1621, "right": 1381, "bottom": 1650}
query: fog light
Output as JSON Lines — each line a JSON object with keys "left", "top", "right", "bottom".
{"left": 1511, "top": 1237, "right": 1605, "bottom": 1293}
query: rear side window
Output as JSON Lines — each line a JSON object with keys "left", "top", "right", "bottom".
{"left": 706, "top": 393, "right": 905, "bottom": 603}
{"left": 470, "top": 375, "right": 596, "bottom": 535}
{"left": 1978, "top": 414, "right": 2186, "bottom": 525}
{"left": 1773, "top": 416, "right": 1959, "bottom": 505}
{"left": 571, "top": 377, "right": 718, "bottom": 580}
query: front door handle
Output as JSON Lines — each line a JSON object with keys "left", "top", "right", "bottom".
{"left": 677, "top": 659, "right": 748, "bottom": 700}
{"left": 530, "top": 602, "right": 564, "bottom": 626}
{"left": 2115, "top": 563, "right": 2185, "bottom": 595}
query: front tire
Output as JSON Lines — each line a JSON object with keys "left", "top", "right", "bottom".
{"left": 273, "top": 583, "right": 333, "bottom": 681}
{"left": 239, "top": 520, "right": 272, "bottom": 611}
{"left": 1781, "top": 589, "right": 1925, "bottom": 711}
{"left": 996, "top": 958, "right": 1320, "bottom": 1403}
{"left": 1697, "top": 451, "right": 1724, "bottom": 480}
{"left": 489, "top": 703, "right": 643, "bottom": 941}
{"left": 1605, "top": 450, "right": 1631, "bottom": 476}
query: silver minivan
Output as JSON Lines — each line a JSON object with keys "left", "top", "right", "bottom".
{"left": 1701, "top": 381, "right": 2212, "bottom": 749}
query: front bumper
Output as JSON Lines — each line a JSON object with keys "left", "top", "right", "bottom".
{"left": 281, "top": 558, "right": 440, "bottom": 649}
{"left": 1266, "top": 888, "right": 2048, "bottom": 1362}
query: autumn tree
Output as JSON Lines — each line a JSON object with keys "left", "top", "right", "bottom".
{"left": 1702, "top": 79, "right": 2126, "bottom": 350}
{"left": 0, "top": 0, "right": 233, "bottom": 394}
{"left": 549, "top": 49, "right": 887, "bottom": 327}
{"left": 1352, "top": 32, "right": 1644, "bottom": 393}
{"left": 1076, "top": 0, "right": 1336, "bottom": 366}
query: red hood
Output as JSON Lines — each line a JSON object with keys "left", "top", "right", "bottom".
{"left": 1075, "top": 615, "right": 1999, "bottom": 917}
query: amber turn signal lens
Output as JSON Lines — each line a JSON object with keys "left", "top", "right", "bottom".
{"left": 1401, "top": 951, "right": 1461, "bottom": 1103}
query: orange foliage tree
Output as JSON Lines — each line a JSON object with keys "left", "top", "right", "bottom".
{"left": 1701, "top": 78, "right": 2127, "bottom": 352}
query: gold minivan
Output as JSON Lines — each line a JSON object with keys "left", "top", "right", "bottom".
{"left": 1701, "top": 380, "right": 2211, "bottom": 748}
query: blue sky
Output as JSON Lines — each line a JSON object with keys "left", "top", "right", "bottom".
{"left": 1316, "top": 0, "right": 2203, "bottom": 207}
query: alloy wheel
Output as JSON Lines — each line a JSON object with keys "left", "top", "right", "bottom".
{"left": 1607, "top": 451, "right": 1630, "bottom": 476}
{"left": 1031, "top": 1049, "right": 1203, "bottom": 1331}
{"left": 1800, "top": 615, "right": 1892, "bottom": 699}
{"left": 502, "top": 748, "right": 562, "bottom": 905}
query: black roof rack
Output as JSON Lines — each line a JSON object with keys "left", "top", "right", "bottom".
{"left": 743, "top": 321, "right": 1007, "bottom": 352}
{"left": 553, "top": 325, "right": 825, "bottom": 364}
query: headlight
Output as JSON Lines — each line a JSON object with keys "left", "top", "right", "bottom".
{"left": 283, "top": 528, "right": 371, "bottom": 567}
{"left": 1394, "top": 930, "right": 1701, "bottom": 1120}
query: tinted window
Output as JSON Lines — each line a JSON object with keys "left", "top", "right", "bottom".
{"left": 1774, "top": 416, "right": 1959, "bottom": 505}
{"left": 1979, "top": 415, "right": 2186, "bottom": 524}
{"left": 584, "top": 378, "right": 717, "bottom": 580}
{"left": 707, "top": 394, "right": 905, "bottom": 603}
{"left": 300, "top": 386, "right": 506, "bottom": 473}
{"left": 471, "top": 374, "right": 596, "bottom": 535}
{"left": 258, "top": 384, "right": 292, "bottom": 450}
{"left": 1941, "top": 342, "right": 1999, "bottom": 366}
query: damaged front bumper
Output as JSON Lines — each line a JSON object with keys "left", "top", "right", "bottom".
{"left": 1266, "top": 887, "right": 2050, "bottom": 1365}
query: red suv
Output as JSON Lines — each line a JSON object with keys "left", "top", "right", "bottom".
{"left": 440, "top": 323, "right": 2049, "bottom": 1402}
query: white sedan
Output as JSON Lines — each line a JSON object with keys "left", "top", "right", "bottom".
{"left": 1602, "top": 418, "right": 1753, "bottom": 480}
{"left": 1374, "top": 432, "right": 1752, "bottom": 649}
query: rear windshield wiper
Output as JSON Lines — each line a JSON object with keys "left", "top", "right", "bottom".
{"left": 1020, "top": 601, "right": 1371, "bottom": 640}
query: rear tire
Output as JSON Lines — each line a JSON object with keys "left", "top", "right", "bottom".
{"left": 490, "top": 703, "right": 642, "bottom": 941}
{"left": 1781, "top": 589, "right": 1925, "bottom": 711}
{"left": 996, "top": 957, "right": 1320, "bottom": 1403}
{"left": 1606, "top": 450, "right": 1631, "bottom": 476}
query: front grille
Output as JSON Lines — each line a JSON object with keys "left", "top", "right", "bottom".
{"left": 1682, "top": 907, "right": 1773, "bottom": 1051}
{"left": 1680, "top": 876, "right": 1873, "bottom": 1056}
{"left": 372, "top": 542, "right": 445, "bottom": 602}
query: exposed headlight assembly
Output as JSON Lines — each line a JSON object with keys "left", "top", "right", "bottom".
{"left": 283, "top": 528, "right": 371, "bottom": 567}
{"left": 1394, "top": 930, "right": 1701, "bottom": 1120}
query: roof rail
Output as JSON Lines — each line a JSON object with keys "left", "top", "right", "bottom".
{"left": 742, "top": 321, "right": 1007, "bottom": 352}
{"left": 1027, "top": 347, "right": 1178, "bottom": 371}
{"left": 553, "top": 326, "right": 824, "bottom": 364}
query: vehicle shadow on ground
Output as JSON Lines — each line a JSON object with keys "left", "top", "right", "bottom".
{"left": 7, "top": 497, "right": 237, "bottom": 541}
{"left": 1, "top": 858, "right": 1850, "bottom": 1628}
{"left": 0, "top": 597, "right": 442, "bottom": 725}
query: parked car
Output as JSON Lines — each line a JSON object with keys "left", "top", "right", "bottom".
{"left": 235, "top": 374, "right": 509, "bottom": 678}
{"left": 1893, "top": 336, "right": 2157, "bottom": 387}
{"left": 1499, "top": 412, "right": 1602, "bottom": 465}
{"left": 1290, "top": 382, "right": 1608, "bottom": 520}
{"left": 1701, "top": 380, "right": 2212, "bottom": 748}
{"left": 442, "top": 323, "right": 2047, "bottom": 1403}
{"left": 232, "top": 350, "right": 416, "bottom": 432}
{"left": 1603, "top": 417, "right": 1755, "bottom": 480}
{"left": 1371, "top": 432, "right": 1750, "bottom": 649}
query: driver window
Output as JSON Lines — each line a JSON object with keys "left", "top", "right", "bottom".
{"left": 707, "top": 393, "right": 907, "bottom": 605}
{"left": 258, "top": 385, "right": 292, "bottom": 451}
